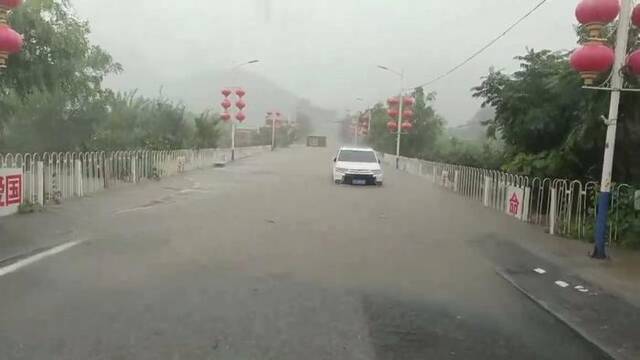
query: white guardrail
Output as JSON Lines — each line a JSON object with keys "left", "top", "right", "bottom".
{"left": 381, "top": 153, "right": 638, "bottom": 245}
{"left": 0, "top": 146, "right": 271, "bottom": 211}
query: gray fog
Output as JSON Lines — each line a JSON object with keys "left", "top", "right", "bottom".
{"left": 71, "top": 0, "right": 577, "bottom": 125}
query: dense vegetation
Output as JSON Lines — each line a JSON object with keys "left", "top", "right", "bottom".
{"left": 358, "top": 88, "right": 505, "bottom": 171}
{"left": 473, "top": 49, "right": 640, "bottom": 183}
{"left": 0, "top": 0, "right": 211, "bottom": 153}
{"left": 0, "top": 0, "right": 310, "bottom": 154}
{"left": 366, "top": 47, "right": 640, "bottom": 184}
{"left": 360, "top": 29, "right": 640, "bottom": 248}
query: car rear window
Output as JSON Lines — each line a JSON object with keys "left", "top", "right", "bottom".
{"left": 338, "top": 150, "right": 377, "bottom": 163}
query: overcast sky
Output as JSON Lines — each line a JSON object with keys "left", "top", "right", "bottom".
{"left": 71, "top": 0, "right": 577, "bottom": 125}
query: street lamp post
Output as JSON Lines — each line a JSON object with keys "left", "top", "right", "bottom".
{"left": 267, "top": 111, "right": 281, "bottom": 150}
{"left": 378, "top": 65, "right": 405, "bottom": 169}
{"left": 221, "top": 87, "right": 246, "bottom": 161}
{"left": 354, "top": 98, "right": 372, "bottom": 146}
{"left": 354, "top": 98, "right": 365, "bottom": 146}
{"left": 570, "top": 0, "right": 632, "bottom": 259}
{"left": 223, "top": 60, "right": 260, "bottom": 161}
{"left": 271, "top": 112, "right": 277, "bottom": 150}
{"left": 593, "top": 0, "right": 632, "bottom": 259}
{"left": 353, "top": 115, "right": 359, "bottom": 146}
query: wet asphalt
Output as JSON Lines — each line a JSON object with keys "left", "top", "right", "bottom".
{"left": 0, "top": 146, "right": 608, "bottom": 359}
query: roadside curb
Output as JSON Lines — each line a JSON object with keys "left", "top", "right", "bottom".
{"left": 496, "top": 267, "right": 616, "bottom": 360}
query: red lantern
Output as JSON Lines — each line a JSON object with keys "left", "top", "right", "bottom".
{"left": 236, "top": 99, "right": 246, "bottom": 110}
{"left": 401, "top": 122, "right": 413, "bottom": 131}
{"left": 0, "top": 25, "right": 22, "bottom": 68}
{"left": 236, "top": 112, "right": 246, "bottom": 122}
{"left": 222, "top": 88, "right": 232, "bottom": 97}
{"left": 0, "top": 0, "right": 22, "bottom": 9}
{"left": 626, "top": 49, "right": 640, "bottom": 75}
{"left": 402, "top": 97, "right": 415, "bottom": 107}
{"left": 221, "top": 99, "right": 231, "bottom": 110}
{"left": 402, "top": 109, "right": 414, "bottom": 119}
{"left": 387, "top": 121, "right": 398, "bottom": 132}
{"left": 387, "top": 108, "right": 399, "bottom": 118}
{"left": 575, "top": 0, "right": 620, "bottom": 39}
{"left": 235, "top": 88, "right": 246, "bottom": 97}
{"left": 221, "top": 112, "right": 231, "bottom": 122}
{"left": 0, "top": 0, "right": 21, "bottom": 18}
{"left": 570, "top": 42, "right": 615, "bottom": 85}
{"left": 387, "top": 97, "right": 400, "bottom": 107}
{"left": 633, "top": 5, "right": 640, "bottom": 28}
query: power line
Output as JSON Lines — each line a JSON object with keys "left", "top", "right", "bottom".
{"left": 411, "top": 0, "right": 549, "bottom": 89}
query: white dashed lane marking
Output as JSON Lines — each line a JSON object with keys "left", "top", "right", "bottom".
{"left": 114, "top": 206, "right": 153, "bottom": 215}
{"left": 0, "top": 241, "right": 82, "bottom": 278}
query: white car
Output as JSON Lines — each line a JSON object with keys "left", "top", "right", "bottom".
{"left": 333, "top": 147, "right": 384, "bottom": 185}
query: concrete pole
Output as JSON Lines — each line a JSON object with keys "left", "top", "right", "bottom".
{"left": 231, "top": 118, "right": 236, "bottom": 161}
{"left": 592, "top": 0, "right": 632, "bottom": 259}
{"left": 354, "top": 114, "right": 359, "bottom": 146}
{"left": 395, "top": 69, "right": 405, "bottom": 170}
{"left": 271, "top": 113, "right": 277, "bottom": 151}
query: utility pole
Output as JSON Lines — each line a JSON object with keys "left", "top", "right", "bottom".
{"left": 354, "top": 113, "right": 359, "bottom": 146}
{"left": 592, "top": 0, "right": 632, "bottom": 259}
{"left": 269, "top": 111, "right": 280, "bottom": 151}
{"left": 226, "top": 60, "right": 259, "bottom": 161}
{"left": 395, "top": 69, "right": 405, "bottom": 170}
{"left": 271, "top": 113, "right": 277, "bottom": 150}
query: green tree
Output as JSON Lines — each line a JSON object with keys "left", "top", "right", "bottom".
{"left": 2, "top": 0, "right": 121, "bottom": 98}
{"left": 472, "top": 48, "right": 640, "bottom": 181}
{"left": 138, "top": 95, "right": 190, "bottom": 150}
{"left": 402, "top": 87, "right": 444, "bottom": 158}
{"left": 367, "top": 88, "right": 444, "bottom": 158}
{"left": 192, "top": 111, "right": 220, "bottom": 149}
{"left": 89, "top": 92, "right": 148, "bottom": 151}
{"left": 0, "top": 0, "right": 230, "bottom": 153}
{"left": 0, "top": 0, "right": 121, "bottom": 152}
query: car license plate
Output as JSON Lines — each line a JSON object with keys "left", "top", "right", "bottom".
{"left": 353, "top": 179, "right": 367, "bottom": 185}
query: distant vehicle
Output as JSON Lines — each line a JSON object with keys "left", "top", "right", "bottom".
{"left": 332, "top": 147, "right": 383, "bottom": 186}
{"left": 307, "top": 136, "right": 327, "bottom": 147}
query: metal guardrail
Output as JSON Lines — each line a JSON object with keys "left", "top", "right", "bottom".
{"left": 0, "top": 146, "right": 271, "bottom": 207}
{"left": 382, "top": 153, "right": 638, "bottom": 245}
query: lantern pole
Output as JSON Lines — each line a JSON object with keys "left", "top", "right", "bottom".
{"left": 271, "top": 112, "right": 277, "bottom": 151}
{"left": 592, "top": 0, "right": 632, "bottom": 259}
{"left": 395, "top": 69, "right": 405, "bottom": 170}
{"left": 228, "top": 60, "right": 259, "bottom": 161}
{"left": 231, "top": 114, "right": 237, "bottom": 161}
{"left": 354, "top": 114, "right": 359, "bottom": 146}
{"left": 354, "top": 97, "right": 367, "bottom": 146}
{"left": 377, "top": 65, "right": 405, "bottom": 169}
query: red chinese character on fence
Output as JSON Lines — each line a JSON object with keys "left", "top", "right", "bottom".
{"left": 509, "top": 193, "right": 520, "bottom": 216}
{"left": 5, "top": 175, "right": 21, "bottom": 206}
{"left": 0, "top": 176, "right": 4, "bottom": 207}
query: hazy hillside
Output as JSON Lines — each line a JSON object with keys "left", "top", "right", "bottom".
{"left": 447, "top": 107, "right": 494, "bottom": 141}
{"left": 103, "top": 69, "right": 337, "bottom": 131}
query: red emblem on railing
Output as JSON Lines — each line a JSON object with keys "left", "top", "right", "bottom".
{"left": 509, "top": 192, "right": 520, "bottom": 216}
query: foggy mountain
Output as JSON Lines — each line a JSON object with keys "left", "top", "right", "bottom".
{"left": 447, "top": 107, "right": 494, "bottom": 141}
{"left": 104, "top": 69, "right": 336, "bottom": 131}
